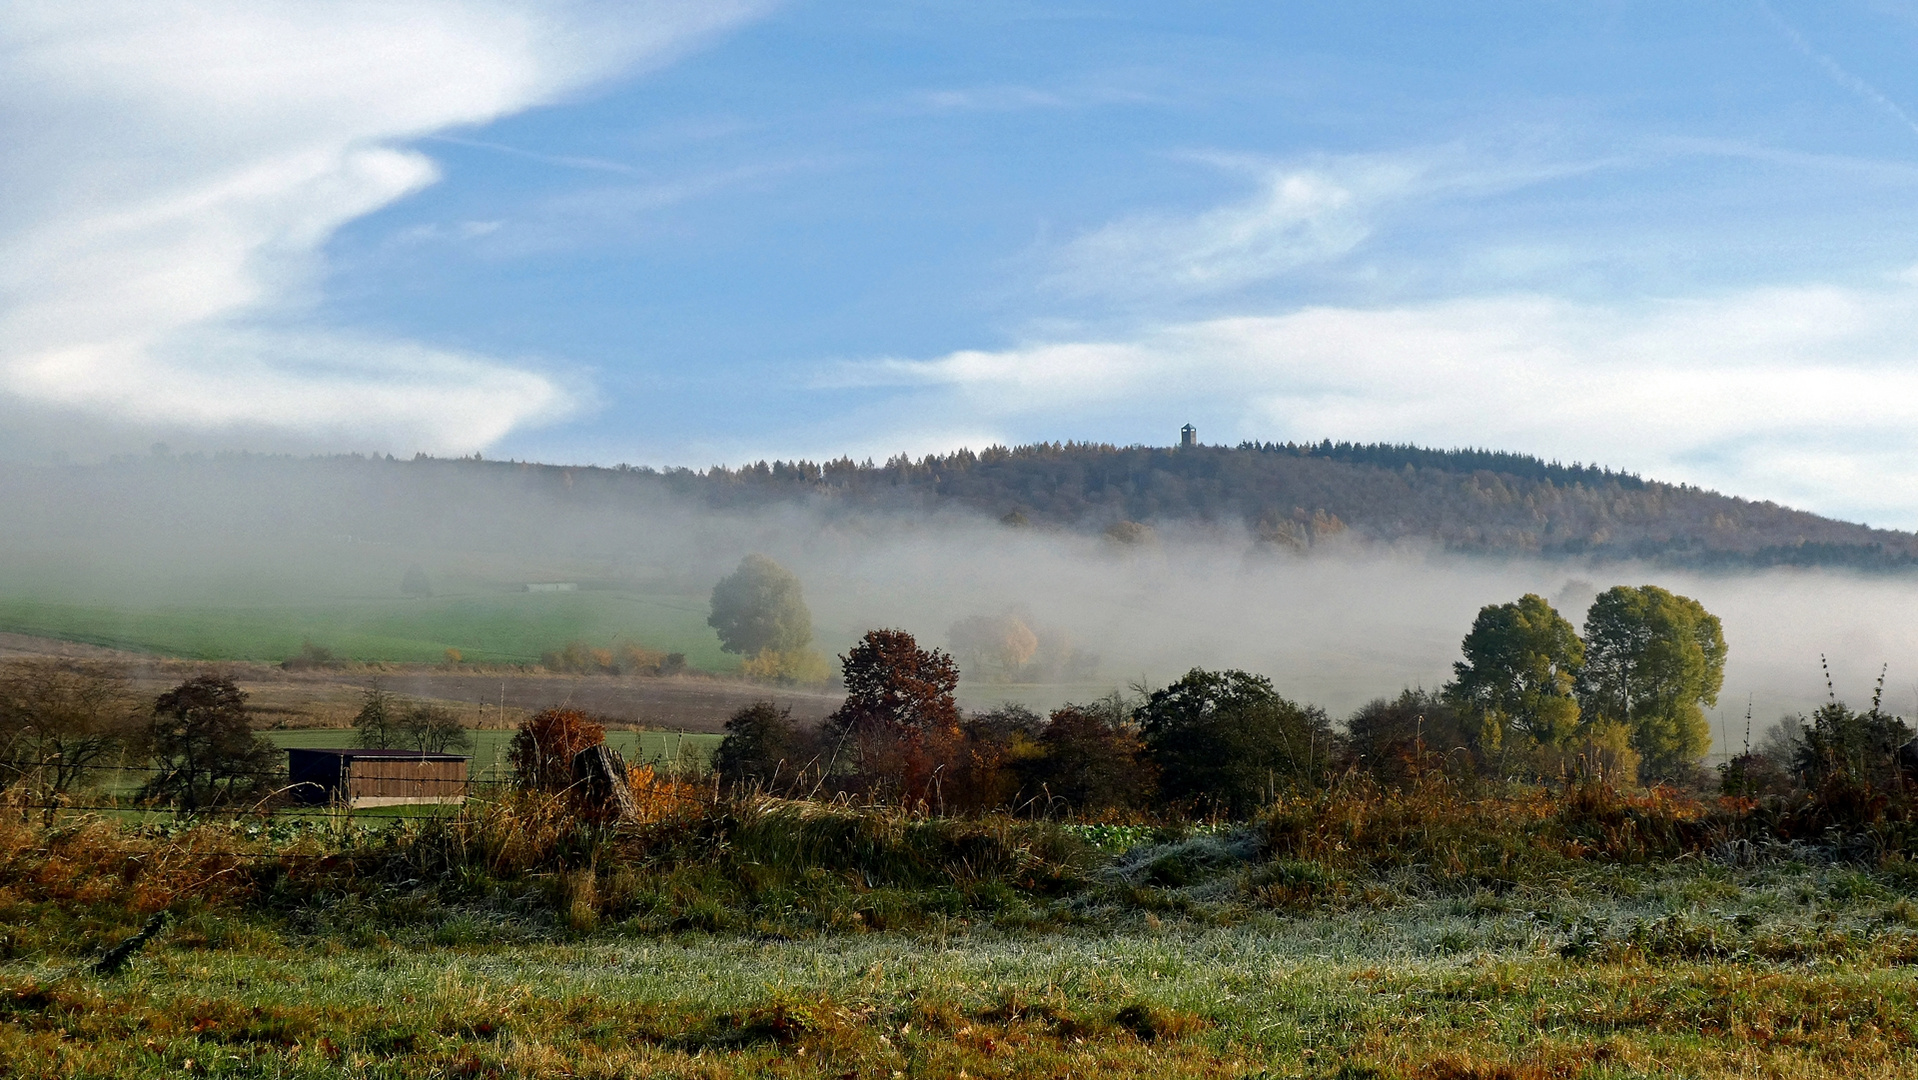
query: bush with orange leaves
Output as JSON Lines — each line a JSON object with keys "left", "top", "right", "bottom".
{"left": 508, "top": 708, "right": 608, "bottom": 792}
{"left": 624, "top": 763, "right": 706, "bottom": 823}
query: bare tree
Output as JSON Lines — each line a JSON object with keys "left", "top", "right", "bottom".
{"left": 0, "top": 659, "right": 143, "bottom": 807}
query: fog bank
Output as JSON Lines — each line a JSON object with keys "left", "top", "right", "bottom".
{"left": 0, "top": 457, "right": 1910, "bottom": 751}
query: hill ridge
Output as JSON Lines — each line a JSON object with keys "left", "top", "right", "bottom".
{"left": 45, "top": 440, "right": 1918, "bottom": 571}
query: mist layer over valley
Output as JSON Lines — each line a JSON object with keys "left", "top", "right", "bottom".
{"left": 2, "top": 447, "right": 1913, "bottom": 748}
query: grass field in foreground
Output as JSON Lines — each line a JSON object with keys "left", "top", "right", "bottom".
{"left": 0, "top": 589, "right": 735, "bottom": 670}
{"left": 13, "top": 778, "right": 1918, "bottom": 1078}
{"left": 6, "top": 863, "right": 1918, "bottom": 1079}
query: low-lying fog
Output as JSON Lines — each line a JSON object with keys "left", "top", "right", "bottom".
{"left": 1, "top": 458, "right": 1912, "bottom": 753}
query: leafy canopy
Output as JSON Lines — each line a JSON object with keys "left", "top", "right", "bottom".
{"left": 823, "top": 629, "right": 962, "bottom": 800}
{"left": 708, "top": 554, "right": 813, "bottom": 657}
{"left": 139, "top": 675, "right": 280, "bottom": 810}
{"left": 1445, "top": 593, "right": 1584, "bottom": 756}
{"left": 1136, "top": 668, "right": 1334, "bottom": 817}
{"left": 1578, "top": 584, "right": 1726, "bottom": 781}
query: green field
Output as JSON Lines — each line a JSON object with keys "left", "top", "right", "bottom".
{"left": 261, "top": 729, "right": 724, "bottom": 778}
{"left": 0, "top": 589, "right": 737, "bottom": 670}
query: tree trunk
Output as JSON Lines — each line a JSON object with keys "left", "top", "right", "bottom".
{"left": 571, "top": 744, "right": 640, "bottom": 823}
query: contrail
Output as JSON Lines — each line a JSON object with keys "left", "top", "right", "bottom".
{"left": 1759, "top": 0, "right": 1918, "bottom": 140}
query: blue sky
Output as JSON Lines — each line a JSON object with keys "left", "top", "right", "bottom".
{"left": 9, "top": 2, "right": 1918, "bottom": 525}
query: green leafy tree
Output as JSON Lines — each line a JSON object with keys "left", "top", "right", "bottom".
{"left": 708, "top": 555, "right": 814, "bottom": 658}
{"left": 400, "top": 564, "right": 433, "bottom": 598}
{"left": 1444, "top": 594, "right": 1584, "bottom": 770}
{"left": 1136, "top": 668, "right": 1334, "bottom": 817}
{"left": 1578, "top": 585, "right": 1726, "bottom": 782}
{"left": 138, "top": 676, "right": 281, "bottom": 810}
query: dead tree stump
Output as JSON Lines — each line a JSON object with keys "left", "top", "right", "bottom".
{"left": 572, "top": 744, "right": 640, "bottom": 823}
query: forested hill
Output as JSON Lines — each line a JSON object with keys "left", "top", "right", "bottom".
{"left": 663, "top": 440, "right": 1915, "bottom": 569}
{"left": 15, "top": 441, "right": 1915, "bottom": 571}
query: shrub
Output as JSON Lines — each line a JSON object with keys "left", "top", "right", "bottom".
{"left": 948, "top": 704, "right": 1044, "bottom": 813}
{"left": 1138, "top": 668, "right": 1336, "bottom": 817}
{"left": 509, "top": 708, "right": 608, "bottom": 792}
{"left": 1021, "top": 696, "right": 1155, "bottom": 816}
{"left": 1344, "top": 688, "right": 1476, "bottom": 786}
{"left": 712, "top": 702, "right": 816, "bottom": 791}
{"left": 279, "top": 639, "right": 340, "bottom": 670}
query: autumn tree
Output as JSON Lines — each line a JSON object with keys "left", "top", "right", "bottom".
{"left": 948, "top": 614, "right": 1040, "bottom": 682}
{"left": 1445, "top": 594, "right": 1585, "bottom": 771}
{"left": 822, "top": 629, "right": 962, "bottom": 801}
{"left": 139, "top": 675, "right": 281, "bottom": 810}
{"left": 1022, "top": 694, "right": 1155, "bottom": 815}
{"left": 1578, "top": 585, "right": 1726, "bottom": 782}
{"left": 508, "top": 708, "right": 607, "bottom": 792}
{"left": 1137, "top": 668, "right": 1334, "bottom": 817}
{"left": 709, "top": 555, "right": 816, "bottom": 680}
{"left": 0, "top": 660, "right": 144, "bottom": 804}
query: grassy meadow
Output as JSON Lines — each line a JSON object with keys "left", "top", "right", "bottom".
{"left": 5, "top": 780, "right": 1918, "bottom": 1078}
{"left": 0, "top": 590, "right": 734, "bottom": 670}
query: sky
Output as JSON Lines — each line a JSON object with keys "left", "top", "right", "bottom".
{"left": 8, "top": 1, "right": 1918, "bottom": 526}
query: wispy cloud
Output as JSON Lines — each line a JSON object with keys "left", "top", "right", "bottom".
{"left": 907, "top": 83, "right": 1156, "bottom": 114}
{"left": 0, "top": 0, "right": 765, "bottom": 453}
{"left": 1044, "top": 149, "right": 1605, "bottom": 302}
{"left": 841, "top": 273, "right": 1918, "bottom": 528}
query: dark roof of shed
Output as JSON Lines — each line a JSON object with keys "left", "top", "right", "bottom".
{"left": 286, "top": 747, "right": 470, "bottom": 762}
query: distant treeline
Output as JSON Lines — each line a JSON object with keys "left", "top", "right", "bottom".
{"left": 1236, "top": 439, "right": 1647, "bottom": 490}
{"left": 664, "top": 441, "right": 1918, "bottom": 570}
{"left": 26, "top": 440, "right": 1918, "bottom": 571}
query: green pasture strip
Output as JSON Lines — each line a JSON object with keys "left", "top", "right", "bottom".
{"left": 0, "top": 591, "right": 735, "bottom": 669}
{"left": 58, "top": 731, "right": 724, "bottom": 810}
{"left": 261, "top": 729, "right": 723, "bottom": 777}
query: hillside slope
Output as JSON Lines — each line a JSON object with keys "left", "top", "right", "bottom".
{"left": 2, "top": 441, "right": 1909, "bottom": 573}
{"left": 673, "top": 441, "right": 1916, "bottom": 570}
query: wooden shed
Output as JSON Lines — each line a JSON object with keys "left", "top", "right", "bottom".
{"left": 287, "top": 748, "right": 470, "bottom": 808}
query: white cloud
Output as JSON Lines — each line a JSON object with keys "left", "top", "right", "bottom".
{"left": 843, "top": 274, "right": 1918, "bottom": 529}
{"left": 1047, "top": 159, "right": 1409, "bottom": 299}
{"left": 0, "top": 1, "right": 762, "bottom": 453}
